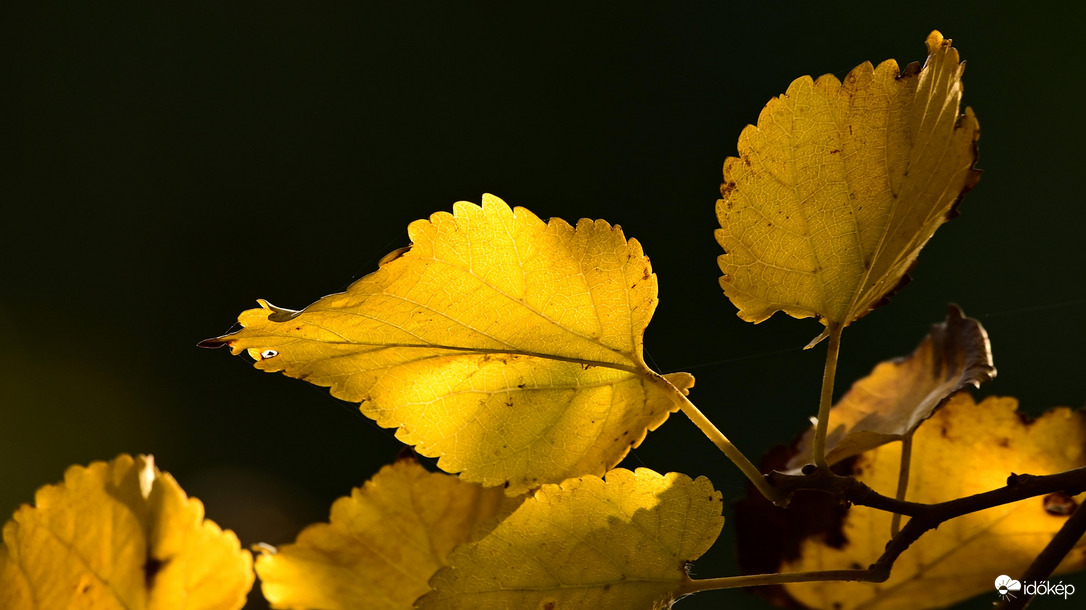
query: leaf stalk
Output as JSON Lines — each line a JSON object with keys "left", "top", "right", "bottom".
{"left": 678, "top": 569, "right": 877, "bottom": 595}
{"left": 890, "top": 431, "right": 914, "bottom": 536}
{"left": 674, "top": 390, "right": 785, "bottom": 505}
{"left": 811, "top": 323, "right": 844, "bottom": 469}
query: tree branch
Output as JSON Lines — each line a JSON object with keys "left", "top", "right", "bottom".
{"left": 769, "top": 465, "right": 1086, "bottom": 583}
{"left": 768, "top": 465, "right": 1086, "bottom": 518}
{"left": 688, "top": 466, "right": 1086, "bottom": 598}
{"left": 679, "top": 569, "right": 875, "bottom": 595}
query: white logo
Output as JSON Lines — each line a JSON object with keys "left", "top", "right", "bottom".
{"left": 995, "top": 575, "right": 1022, "bottom": 600}
{"left": 994, "top": 575, "right": 1075, "bottom": 601}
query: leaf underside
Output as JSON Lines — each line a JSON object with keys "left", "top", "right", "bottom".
{"left": 716, "top": 30, "right": 981, "bottom": 342}
{"left": 788, "top": 304, "right": 996, "bottom": 469}
{"left": 203, "top": 194, "right": 694, "bottom": 494}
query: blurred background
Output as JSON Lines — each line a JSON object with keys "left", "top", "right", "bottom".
{"left": 3, "top": 1, "right": 1084, "bottom": 608}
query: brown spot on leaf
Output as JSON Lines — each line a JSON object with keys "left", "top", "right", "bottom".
{"left": 735, "top": 444, "right": 855, "bottom": 604}
{"left": 144, "top": 555, "right": 166, "bottom": 589}
{"left": 720, "top": 181, "right": 737, "bottom": 200}
{"left": 1015, "top": 410, "right": 1039, "bottom": 426}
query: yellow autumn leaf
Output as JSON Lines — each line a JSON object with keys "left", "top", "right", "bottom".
{"left": 781, "top": 394, "right": 1086, "bottom": 610}
{"left": 715, "top": 31, "right": 980, "bottom": 341}
{"left": 255, "top": 457, "right": 521, "bottom": 610}
{"left": 202, "top": 194, "right": 695, "bottom": 494}
{"left": 0, "top": 454, "right": 253, "bottom": 610}
{"left": 787, "top": 304, "right": 995, "bottom": 469}
{"left": 417, "top": 468, "right": 724, "bottom": 610}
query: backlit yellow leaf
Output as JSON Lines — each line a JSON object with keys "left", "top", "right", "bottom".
{"left": 0, "top": 454, "right": 253, "bottom": 610}
{"left": 782, "top": 395, "right": 1086, "bottom": 610}
{"left": 787, "top": 304, "right": 995, "bottom": 469}
{"left": 255, "top": 457, "right": 521, "bottom": 610}
{"left": 715, "top": 31, "right": 980, "bottom": 340}
{"left": 203, "top": 194, "right": 695, "bottom": 494}
{"left": 417, "top": 468, "right": 724, "bottom": 610}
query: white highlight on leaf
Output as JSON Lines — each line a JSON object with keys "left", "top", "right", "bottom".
{"left": 138, "top": 455, "right": 155, "bottom": 499}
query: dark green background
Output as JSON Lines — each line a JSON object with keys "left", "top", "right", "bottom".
{"left": 3, "top": 2, "right": 1084, "bottom": 608}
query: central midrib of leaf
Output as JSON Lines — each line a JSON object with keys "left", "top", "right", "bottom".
{"left": 288, "top": 251, "right": 650, "bottom": 374}
{"left": 841, "top": 58, "right": 968, "bottom": 323}
{"left": 838, "top": 94, "right": 904, "bottom": 321}
{"left": 278, "top": 335, "right": 645, "bottom": 376}
{"left": 446, "top": 578, "right": 683, "bottom": 593}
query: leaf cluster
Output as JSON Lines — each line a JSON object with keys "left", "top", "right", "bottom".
{"left": 3, "top": 30, "right": 1083, "bottom": 610}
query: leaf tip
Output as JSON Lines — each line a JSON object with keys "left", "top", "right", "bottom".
{"left": 197, "top": 336, "right": 227, "bottom": 349}
{"left": 925, "top": 30, "right": 948, "bottom": 53}
{"left": 941, "top": 303, "right": 997, "bottom": 386}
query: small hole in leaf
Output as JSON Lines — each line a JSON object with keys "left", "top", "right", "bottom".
{"left": 260, "top": 350, "right": 279, "bottom": 359}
